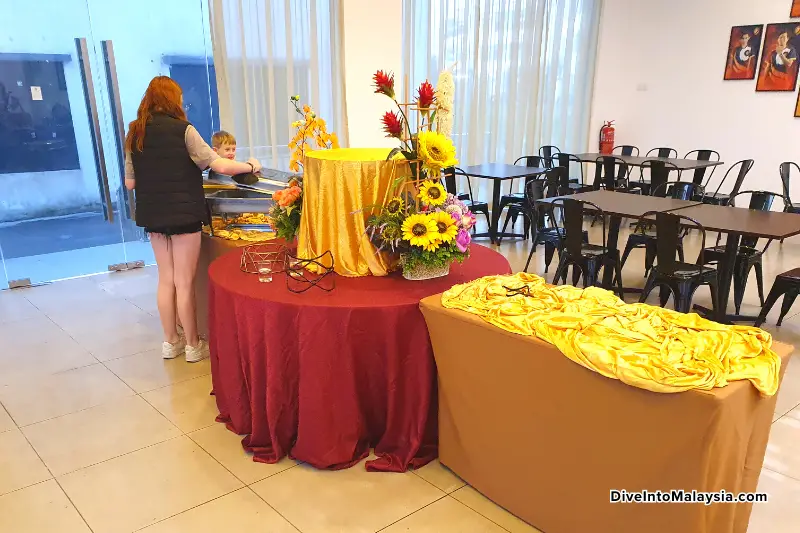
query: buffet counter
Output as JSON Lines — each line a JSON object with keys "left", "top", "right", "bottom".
{"left": 196, "top": 234, "right": 249, "bottom": 337}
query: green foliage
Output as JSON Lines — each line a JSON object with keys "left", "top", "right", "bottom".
{"left": 270, "top": 204, "right": 301, "bottom": 241}
{"left": 401, "top": 241, "right": 467, "bottom": 271}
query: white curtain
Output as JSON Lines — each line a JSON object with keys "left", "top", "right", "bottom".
{"left": 209, "top": 0, "right": 348, "bottom": 171}
{"left": 403, "top": 0, "right": 602, "bottom": 197}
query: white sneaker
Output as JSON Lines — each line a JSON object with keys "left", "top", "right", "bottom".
{"left": 162, "top": 337, "right": 186, "bottom": 359}
{"left": 185, "top": 339, "right": 209, "bottom": 363}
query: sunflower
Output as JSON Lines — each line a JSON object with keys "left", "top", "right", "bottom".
{"left": 419, "top": 181, "right": 447, "bottom": 206}
{"left": 402, "top": 213, "right": 438, "bottom": 249}
{"left": 385, "top": 196, "right": 405, "bottom": 216}
{"left": 417, "top": 130, "right": 458, "bottom": 177}
{"left": 430, "top": 211, "right": 458, "bottom": 243}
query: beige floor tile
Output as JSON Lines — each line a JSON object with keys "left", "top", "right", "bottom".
{"left": 748, "top": 468, "right": 800, "bottom": 533}
{"left": 0, "top": 314, "right": 67, "bottom": 345}
{"left": 139, "top": 488, "right": 299, "bottom": 533}
{"left": 95, "top": 268, "right": 157, "bottom": 299}
{"left": 22, "top": 395, "right": 181, "bottom": 476}
{"left": 105, "top": 349, "right": 211, "bottom": 393}
{"left": 382, "top": 497, "right": 507, "bottom": 533}
{"left": 58, "top": 436, "right": 242, "bottom": 533}
{"left": 0, "top": 330, "right": 98, "bottom": 388}
{"left": 0, "top": 364, "right": 134, "bottom": 426}
{"left": 23, "top": 277, "right": 121, "bottom": 315}
{"left": 774, "top": 356, "right": 800, "bottom": 421}
{"left": 0, "top": 428, "right": 52, "bottom": 495}
{"left": 142, "top": 374, "right": 218, "bottom": 432}
{"left": 413, "top": 459, "right": 466, "bottom": 494}
{"left": 0, "top": 289, "right": 41, "bottom": 325}
{"left": 452, "top": 486, "right": 542, "bottom": 533}
{"left": 188, "top": 423, "right": 297, "bottom": 485}
{"left": 0, "top": 480, "right": 91, "bottom": 533}
{"left": 57, "top": 311, "right": 165, "bottom": 361}
{"left": 785, "top": 404, "right": 800, "bottom": 422}
{"left": 126, "top": 293, "right": 160, "bottom": 316}
{"left": 250, "top": 459, "right": 444, "bottom": 533}
{"left": 763, "top": 416, "right": 800, "bottom": 479}
{"left": 0, "top": 405, "right": 14, "bottom": 433}
{"left": 46, "top": 298, "right": 151, "bottom": 336}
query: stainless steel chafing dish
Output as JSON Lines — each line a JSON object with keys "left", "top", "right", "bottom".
{"left": 203, "top": 168, "right": 301, "bottom": 235}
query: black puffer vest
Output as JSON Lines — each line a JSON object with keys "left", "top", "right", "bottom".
{"left": 131, "top": 114, "right": 208, "bottom": 228}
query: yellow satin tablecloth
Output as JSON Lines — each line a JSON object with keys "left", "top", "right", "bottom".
{"left": 298, "top": 148, "right": 410, "bottom": 277}
{"left": 441, "top": 272, "right": 781, "bottom": 396}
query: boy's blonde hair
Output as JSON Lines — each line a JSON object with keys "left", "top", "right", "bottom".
{"left": 211, "top": 130, "right": 236, "bottom": 149}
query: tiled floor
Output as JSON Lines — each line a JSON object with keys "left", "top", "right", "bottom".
{"left": 1, "top": 228, "right": 800, "bottom": 532}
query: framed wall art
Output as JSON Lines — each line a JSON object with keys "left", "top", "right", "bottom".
{"left": 724, "top": 25, "right": 763, "bottom": 80}
{"left": 756, "top": 23, "right": 800, "bottom": 91}
{"left": 792, "top": 1, "right": 800, "bottom": 18}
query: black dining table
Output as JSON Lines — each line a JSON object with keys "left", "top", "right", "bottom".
{"left": 573, "top": 153, "right": 724, "bottom": 190}
{"left": 536, "top": 190, "right": 702, "bottom": 291}
{"left": 461, "top": 164, "right": 548, "bottom": 244}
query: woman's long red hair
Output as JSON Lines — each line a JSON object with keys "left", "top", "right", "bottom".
{"left": 125, "top": 76, "right": 187, "bottom": 153}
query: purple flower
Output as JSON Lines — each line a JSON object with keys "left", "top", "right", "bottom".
{"left": 460, "top": 212, "right": 476, "bottom": 230}
{"left": 455, "top": 229, "right": 471, "bottom": 252}
{"left": 449, "top": 210, "right": 462, "bottom": 224}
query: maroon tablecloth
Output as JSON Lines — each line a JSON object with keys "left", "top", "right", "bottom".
{"left": 208, "top": 244, "right": 511, "bottom": 472}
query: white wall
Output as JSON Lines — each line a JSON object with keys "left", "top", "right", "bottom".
{"left": 341, "top": 0, "right": 403, "bottom": 148}
{"left": 590, "top": 0, "right": 800, "bottom": 197}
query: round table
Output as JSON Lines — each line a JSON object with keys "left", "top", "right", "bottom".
{"left": 208, "top": 243, "right": 511, "bottom": 472}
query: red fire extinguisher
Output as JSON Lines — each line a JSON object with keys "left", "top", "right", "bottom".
{"left": 599, "top": 120, "right": 615, "bottom": 154}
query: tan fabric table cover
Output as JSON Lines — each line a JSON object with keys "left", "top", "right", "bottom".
{"left": 420, "top": 295, "right": 793, "bottom": 533}
{"left": 196, "top": 234, "right": 249, "bottom": 337}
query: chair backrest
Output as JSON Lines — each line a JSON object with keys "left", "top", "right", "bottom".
{"left": 442, "top": 166, "right": 459, "bottom": 196}
{"left": 554, "top": 152, "right": 584, "bottom": 187}
{"left": 651, "top": 181, "right": 704, "bottom": 201}
{"left": 640, "top": 160, "right": 680, "bottom": 194}
{"left": 779, "top": 162, "right": 800, "bottom": 204}
{"left": 728, "top": 189, "right": 786, "bottom": 249}
{"left": 451, "top": 167, "right": 477, "bottom": 203}
{"left": 524, "top": 174, "right": 559, "bottom": 213}
{"left": 593, "top": 156, "right": 629, "bottom": 190}
{"left": 645, "top": 147, "right": 678, "bottom": 159}
{"left": 633, "top": 211, "right": 707, "bottom": 274}
{"left": 514, "top": 155, "right": 544, "bottom": 168}
{"left": 551, "top": 198, "right": 606, "bottom": 254}
{"left": 539, "top": 145, "right": 562, "bottom": 168}
{"left": 683, "top": 149, "right": 721, "bottom": 187}
{"left": 612, "top": 145, "right": 639, "bottom": 157}
{"left": 712, "top": 159, "right": 754, "bottom": 197}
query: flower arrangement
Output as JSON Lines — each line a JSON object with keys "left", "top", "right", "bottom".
{"left": 373, "top": 70, "right": 458, "bottom": 179}
{"left": 366, "top": 180, "right": 475, "bottom": 280}
{"left": 288, "top": 95, "right": 339, "bottom": 173}
{"left": 269, "top": 177, "right": 303, "bottom": 241}
{"left": 270, "top": 96, "right": 339, "bottom": 241}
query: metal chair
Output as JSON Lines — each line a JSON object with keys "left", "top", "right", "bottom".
{"left": 494, "top": 156, "right": 545, "bottom": 240}
{"left": 619, "top": 181, "right": 705, "bottom": 279}
{"left": 637, "top": 211, "right": 719, "bottom": 314}
{"left": 683, "top": 149, "right": 721, "bottom": 187}
{"left": 446, "top": 167, "right": 491, "bottom": 235}
{"left": 592, "top": 156, "right": 632, "bottom": 192}
{"left": 442, "top": 166, "right": 469, "bottom": 201}
{"left": 612, "top": 145, "right": 639, "bottom": 157}
{"left": 755, "top": 268, "right": 800, "bottom": 327}
{"left": 645, "top": 147, "right": 678, "bottom": 159}
{"left": 631, "top": 160, "right": 681, "bottom": 196}
{"left": 539, "top": 145, "right": 562, "bottom": 168}
{"left": 699, "top": 190, "right": 787, "bottom": 314}
{"left": 702, "top": 159, "right": 754, "bottom": 206}
{"left": 554, "top": 153, "right": 588, "bottom": 194}
{"left": 549, "top": 198, "right": 625, "bottom": 296}
{"left": 780, "top": 162, "right": 800, "bottom": 243}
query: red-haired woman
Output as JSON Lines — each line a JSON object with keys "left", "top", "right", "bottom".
{"left": 125, "top": 76, "right": 261, "bottom": 362}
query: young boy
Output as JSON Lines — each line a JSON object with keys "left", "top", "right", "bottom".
{"left": 211, "top": 130, "right": 237, "bottom": 160}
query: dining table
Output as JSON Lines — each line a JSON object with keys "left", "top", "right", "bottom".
{"left": 461, "top": 163, "right": 548, "bottom": 244}
{"left": 573, "top": 153, "right": 724, "bottom": 190}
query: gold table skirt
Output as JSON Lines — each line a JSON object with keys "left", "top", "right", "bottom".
{"left": 297, "top": 148, "right": 410, "bottom": 277}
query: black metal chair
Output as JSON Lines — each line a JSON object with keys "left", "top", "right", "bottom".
{"left": 780, "top": 162, "right": 800, "bottom": 243}
{"left": 645, "top": 147, "right": 678, "bottom": 159}
{"left": 592, "top": 156, "right": 632, "bottom": 192}
{"left": 446, "top": 167, "right": 491, "bottom": 235}
{"left": 549, "top": 198, "right": 624, "bottom": 296}
{"left": 702, "top": 159, "right": 754, "bottom": 206}
{"left": 442, "top": 166, "right": 470, "bottom": 201}
{"left": 539, "top": 145, "right": 561, "bottom": 168}
{"left": 612, "top": 145, "right": 639, "bottom": 157}
{"left": 494, "top": 156, "right": 545, "bottom": 240}
{"left": 619, "top": 182, "right": 705, "bottom": 280}
{"left": 637, "top": 211, "right": 719, "bottom": 314}
{"left": 755, "top": 268, "right": 800, "bottom": 327}
{"left": 699, "top": 190, "right": 785, "bottom": 314}
{"left": 683, "top": 149, "right": 721, "bottom": 188}
{"left": 554, "top": 153, "right": 588, "bottom": 194}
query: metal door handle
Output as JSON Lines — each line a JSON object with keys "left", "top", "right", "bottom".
{"left": 101, "top": 40, "right": 135, "bottom": 222}
{"left": 75, "top": 37, "right": 114, "bottom": 223}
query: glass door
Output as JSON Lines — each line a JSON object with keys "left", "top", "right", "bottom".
{"left": 0, "top": 0, "right": 217, "bottom": 288}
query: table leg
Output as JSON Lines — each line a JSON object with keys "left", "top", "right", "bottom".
{"left": 602, "top": 215, "right": 622, "bottom": 288}
{"left": 490, "top": 179, "right": 502, "bottom": 244}
{"left": 694, "top": 232, "right": 740, "bottom": 323}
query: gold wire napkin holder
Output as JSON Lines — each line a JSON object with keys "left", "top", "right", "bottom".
{"left": 240, "top": 242, "right": 289, "bottom": 274}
